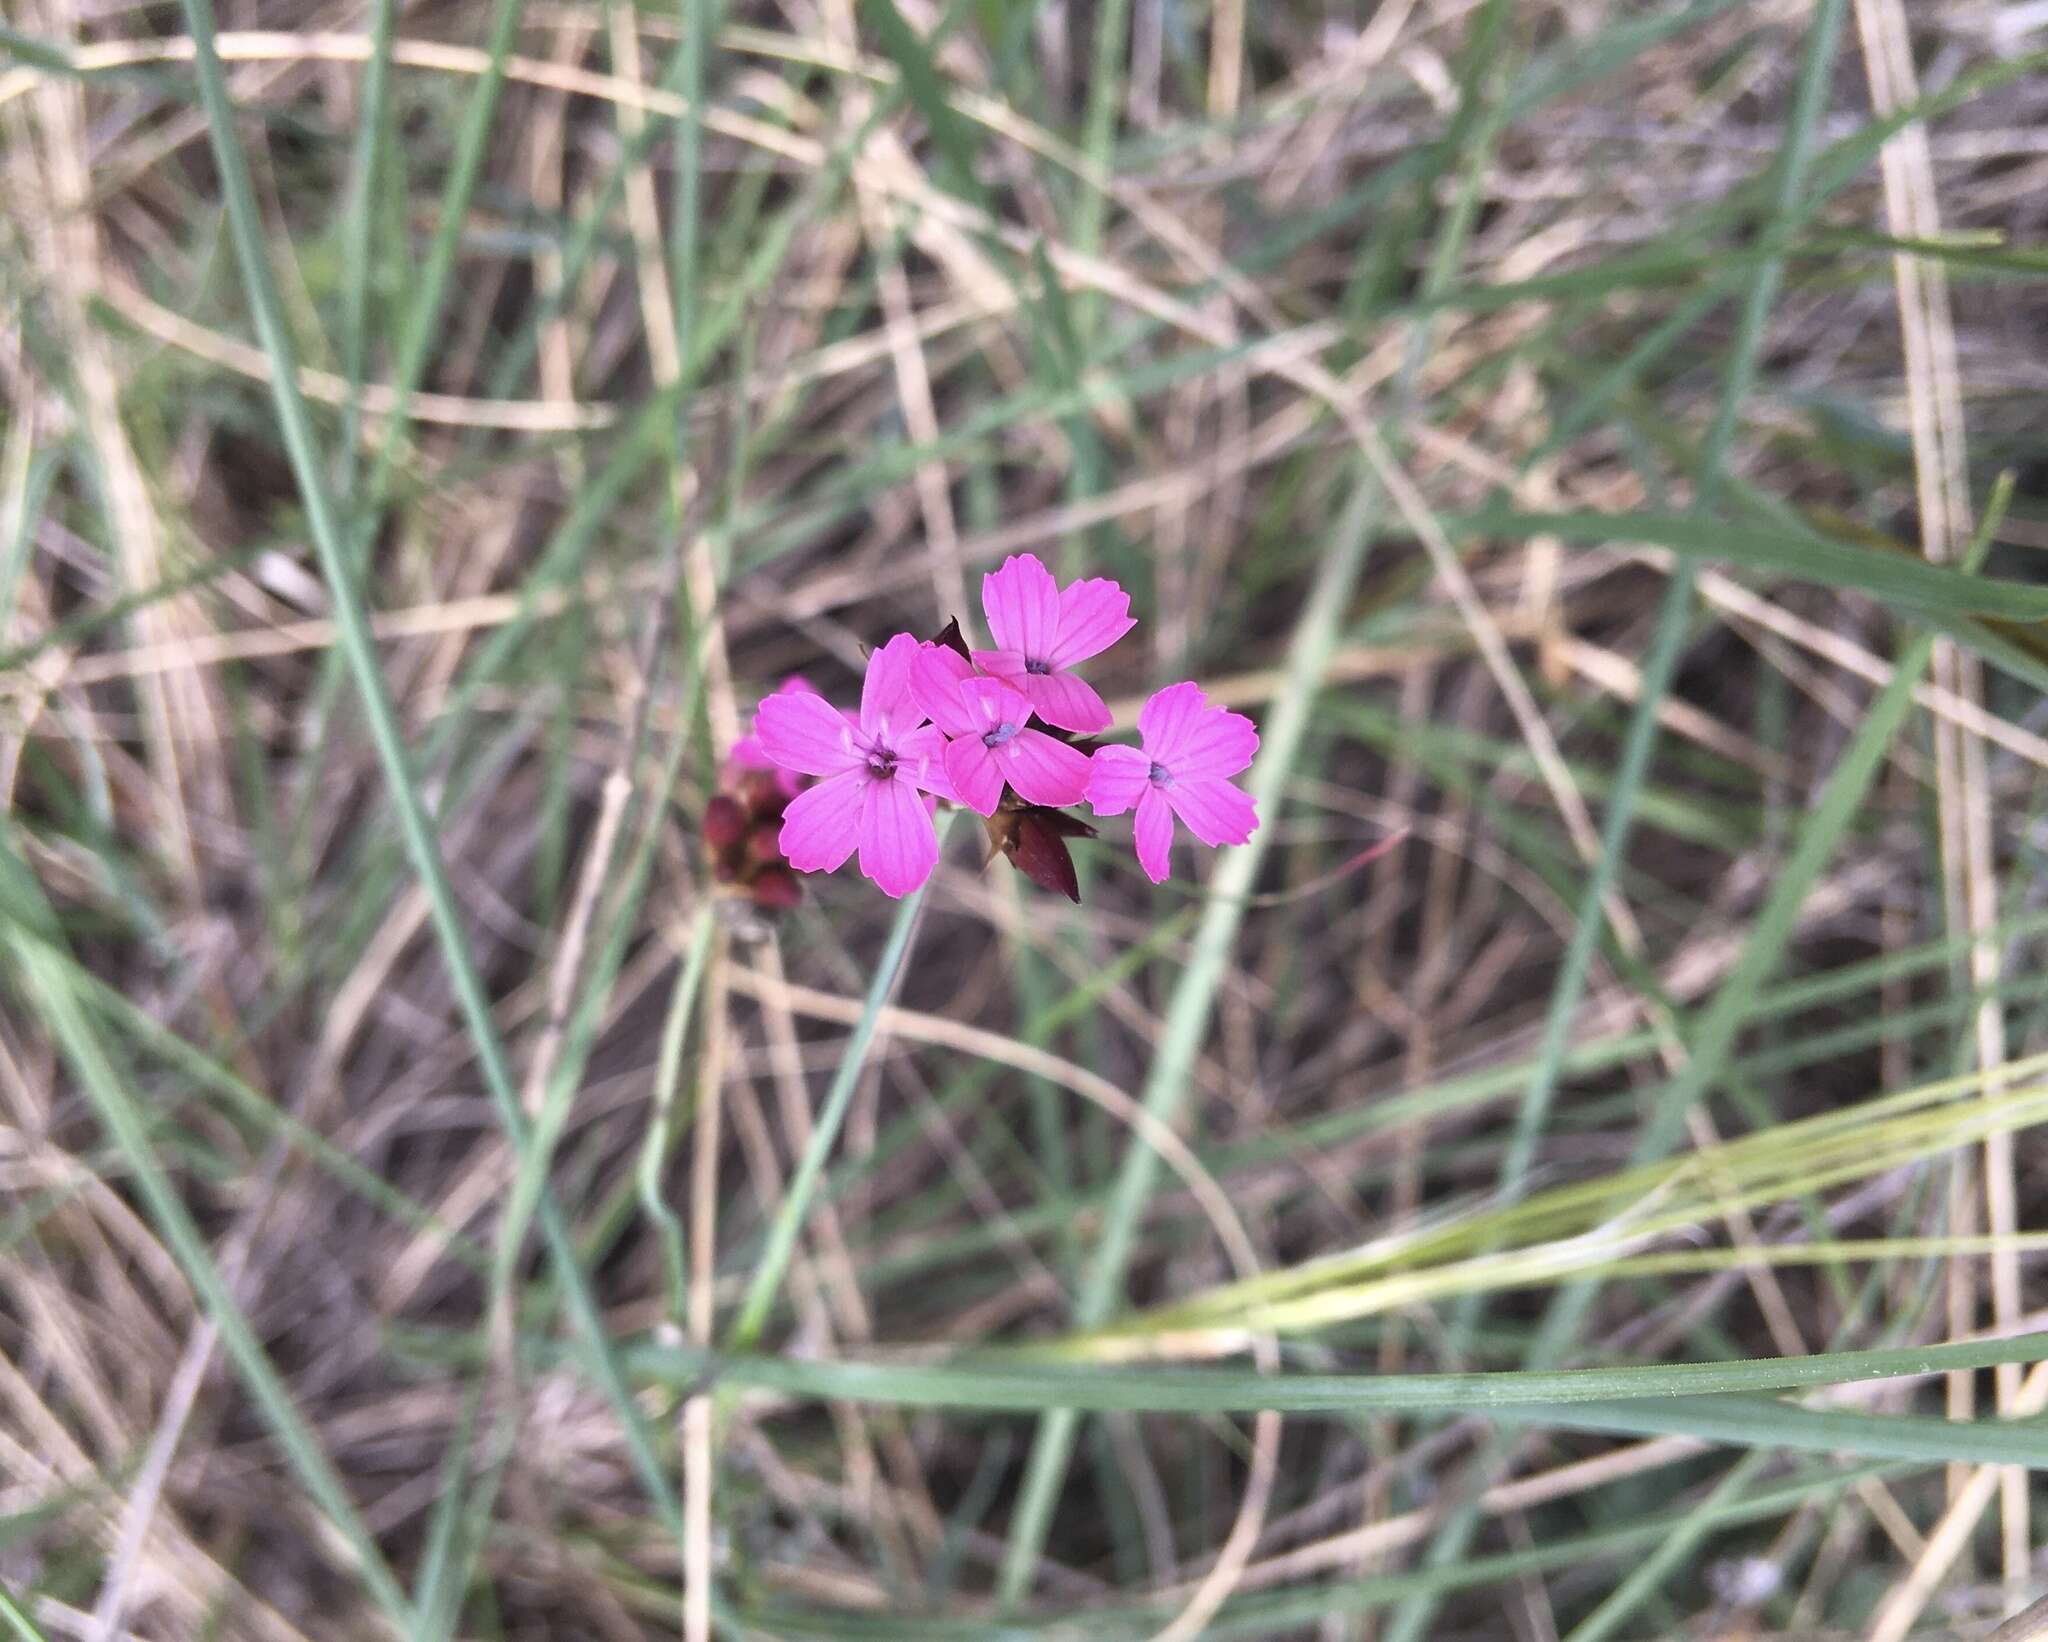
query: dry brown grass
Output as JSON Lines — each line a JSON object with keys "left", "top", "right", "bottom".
{"left": 4, "top": 1, "right": 2048, "bottom": 1638}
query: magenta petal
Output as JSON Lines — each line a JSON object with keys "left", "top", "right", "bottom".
{"left": 1001, "top": 729, "right": 1092, "bottom": 808}
{"left": 1050, "top": 577, "right": 1136, "bottom": 668}
{"left": 728, "top": 733, "right": 802, "bottom": 799}
{"left": 728, "top": 736, "right": 804, "bottom": 798}
{"left": 1132, "top": 787, "right": 1176, "bottom": 884}
{"left": 894, "top": 724, "right": 958, "bottom": 802}
{"left": 1086, "top": 744, "right": 1152, "bottom": 817}
{"left": 859, "top": 775, "right": 939, "bottom": 897}
{"left": 860, "top": 633, "right": 924, "bottom": 737}
{"left": 757, "top": 690, "right": 861, "bottom": 777}
{"left": 740, "top": 678, "right": 823, "bottom": 769}
{"left": 1171, "top": 707, "right": 1260, "bottom": 781}
{"left": 1020, "top": 669, "right": 1112, "bottom": 734}
{"left": 944, "top": 738, "right": 1004, "bottom": 815}
{"left": 1136, "top": 682, "right": 1208, "bottom": 764}
{"left": 971, "top": 648, "right": 1029, "bottom": 686}
{"left": 1165, "top": 776, "right": 1257, "bottom": 847}
{"left": 912, "top": 644, "right": 979, "bottom": 736}
{"left": 982, "top": 554, "right": 1061, "bottom": 658}
{"left": 780, "top": 771, "right": 865, "bottom": 872}
{"left": 959, "top": 675, "right": 1034, "bottom": 732}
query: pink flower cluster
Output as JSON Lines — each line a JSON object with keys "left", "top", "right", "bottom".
{"left": 745, "top": 554, "right": 1259, "bottom": 900}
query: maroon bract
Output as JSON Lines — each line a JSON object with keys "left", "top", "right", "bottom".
{"left": 987, "top": 805, "right": 1097, "bottom": 903}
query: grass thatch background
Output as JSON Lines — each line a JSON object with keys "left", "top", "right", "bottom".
{"left": 6, "top": 0, "right": 2048, "bottom": 1637}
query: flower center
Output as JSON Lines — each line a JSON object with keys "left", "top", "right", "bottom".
{"left": 1148, "top": 761, "right": 1174, "bottom": 786}
{"left": 1024, "top": 656, "right": 1052, "bottom": 675}
{"left": 983, "top": 721, "right": 1021, "bottom": 750}
{"left": 867, "top": 747, "right": 899, "bottom": 779}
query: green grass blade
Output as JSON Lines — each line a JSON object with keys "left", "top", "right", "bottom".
{"left": 353, "top": 0, "right": 528, "bottom": 516}
{"left": 0, "top": 1585, "right": 53, "bottom": 1642}
{"left": 997, "top": 470, "right": 1381, "bottom": 1599}
{"left": 863, "top": 0, "right": 988, "bottom": 210}
{"left": 0, "top": 839, "right": 415, "bottom": 1632}
{"left": 611, "top": 1327, "right": 2048, "bottom": 1419}
{"left": 331, "top": 0, "right": 397, "bottom": 491}
{"left": 1560, "top": 1450, "right": 1771, "bottom": 1642}
{"left": 1458, "top": 506, "right": 2045, "bottom": 618}
{"left": 727, "top": 815, "right": 954, "bottom": 1351}
{"left": 171, "top": 0, "right": 680, "bottom": 1528}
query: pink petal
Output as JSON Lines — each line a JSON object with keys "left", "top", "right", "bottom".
{"left": 1171, "top": 706, "right": 1260, "bottom": 781}
{"left": 894, "top": 724, "right": 959, "bottom": 803}
{"left": 1136, "top": 681, "right": 1209, "bottom": 764}
{"left": 1019, "top": 668, "right": 1112, "bottom": 734}
{"left": 1133, "top": 786, "right": 1176, "bottom": 884}
{"left": 757, "top": 689, "right": 861, "bottom": 777}
{"left": 859, "top": 774, "right": 939, "bottom": 897}
{"left": 999, "top": 729, "right": 1093, "bottom": 808}
{"left": 958, "top": 675, "right": 1035, "bottom": 732}
{"left": 970, "top": 648, "right": 1030, "bottom": 686}
{"left": 1050, "top": 577, "right": 1136, "bottom": 668}
{"left": 779, "top": 771, "right": 865, "bottom": 873}
{"left": 981, "top": 554, "right": 1060, "bottom": 659}
{"left": 1164, "top": 776, "right": 1257, "bottom": 848}
{"left": 1086, "top": 745, "right": 1152, "bottom": 817}
{"left": 740, "top": 679, "right": 822, "bottom": 769}
{"left": 860, "top": 633, "right": 924, "bottom": 738}
{"left": 911, "top": 644, "right": 980, "bottom": 737}
{"left": 943, "top": 737, "right": 1005, "bottom": 816}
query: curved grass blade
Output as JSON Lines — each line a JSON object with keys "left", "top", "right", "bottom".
{"left": 617, "top": 1327, "right": 2048, "bottom": 1417}
{"left": 727, "top": 814, "right": 954, "bottom": 1351}
{"left": 171, "top": 0, "right": 679, "bottom": 1529}
{"left": 0, "top": 840, "right": 415, "bottom": 1631}
{"left": 1456, "top": 506, "right": 2048, "bottom": 618}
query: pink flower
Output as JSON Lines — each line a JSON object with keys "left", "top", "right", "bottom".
{"left": 970, "top": 553, "right": 1134, "bottom": 733}
{"left": 911, "top": 645, "right": 1091, "bottom": 816}
{"left": 1086, "top": 682, "right": 1259, "bottom": 884}
{"left": 755, "top": 634, "right": 957, "bottom": 898}
{"left": 732, "top": 676, "right": 823, "bottom": 798}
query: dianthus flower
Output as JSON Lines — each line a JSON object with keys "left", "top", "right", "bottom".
{"left": 912, "top": 644, "right": 1091, "bottom": 815}
{"left": 970, "top": 553, "right": 1134, "bottom": 733}
{"left": 1086, "top": 682, "right": 1259, "bottom": 884}
{"left": 755, "top": 633, "right": 956, "bottom": 897}
{"left": 745, "top": 581, "right": 1261, "bottom": 903}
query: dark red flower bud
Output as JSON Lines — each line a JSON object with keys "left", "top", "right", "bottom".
{"left": 751, "top": 867, "right": 802, "bottom": 910}
{"left": 704, "top": 795, "right": 746, "bottom": 849}
{"left": 734, "top": 768, "right": 783, "bottom": 814}
{"left": 746, "top": 822, "right": 784, "bottom": 866}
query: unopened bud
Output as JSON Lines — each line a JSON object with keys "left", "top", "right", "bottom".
{"left": 703, "top": 795, "right": 746, "bottom": 850}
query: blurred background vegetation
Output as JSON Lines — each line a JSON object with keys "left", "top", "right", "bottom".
{"left": 5, "top": 0, "right": 2048, "bottom": 1637}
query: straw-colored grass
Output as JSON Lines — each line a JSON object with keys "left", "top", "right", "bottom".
{"left": 4, "top": 1, "right": 2048, "bottom": 1638}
